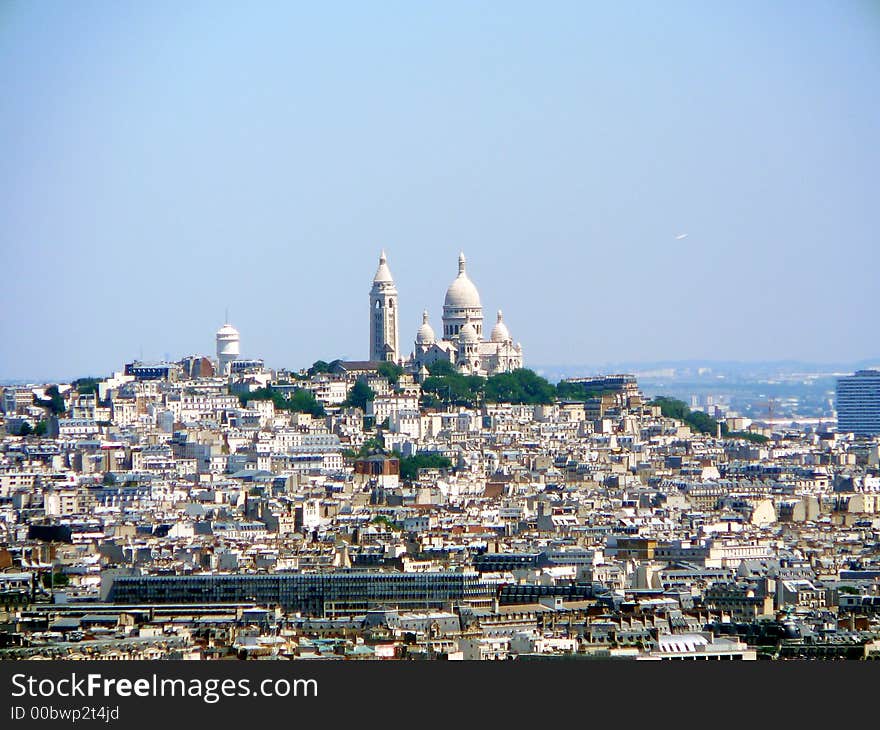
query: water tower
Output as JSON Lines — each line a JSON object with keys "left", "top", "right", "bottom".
{"left": 216, "top": 322, "right": 240, "bottom": 376}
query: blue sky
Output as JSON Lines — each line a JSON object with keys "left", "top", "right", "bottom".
{"left": 1, "top": 1, "right": 878, "bottom": 380}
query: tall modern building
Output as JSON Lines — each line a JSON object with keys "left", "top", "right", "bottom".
{"left": 836, "top": 370, "right": 880, "bottom": 435}
{"left": 369, "top": 250, "right": 400, "bottom": 363}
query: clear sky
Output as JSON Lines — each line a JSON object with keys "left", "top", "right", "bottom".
{"left": 1, "top": 1, "right": 878, "bottom": 381}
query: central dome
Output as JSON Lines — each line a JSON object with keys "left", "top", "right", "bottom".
{"left": 443, "top": 252, "right": 482, "bottom": 310}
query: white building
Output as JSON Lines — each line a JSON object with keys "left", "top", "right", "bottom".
{"left": 216, "top": 322, "right": 240, "bottom": 376}
{"left": 409, "top": 253, "right": 523, "bottom": 377}
{"left": 369, "top": 251, "right": 400, "bottom": 362}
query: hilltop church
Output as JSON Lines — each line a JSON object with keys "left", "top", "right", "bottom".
{"left": 369, "top": 251, "right": 523, "bottom": 378}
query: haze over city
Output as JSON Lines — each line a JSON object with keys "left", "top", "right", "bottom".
{"left": 1, "top": 1, "right": 878, "bottom": 380}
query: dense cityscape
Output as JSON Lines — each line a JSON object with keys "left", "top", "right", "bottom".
{"left": 1, "top": 252, "right": 879, "bottom": 661}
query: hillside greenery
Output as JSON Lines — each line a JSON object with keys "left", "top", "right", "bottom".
{"left": 343, "top": 381, "right": 375, "bottom": 411}
{"left": 725, "top": 431, "right": 770, "bottom": 444}
{"left": 420, "top": 364, "right": 555, "bottom": 408}
{"left": 651, "top": 396, "right": 729, "bottom": 436}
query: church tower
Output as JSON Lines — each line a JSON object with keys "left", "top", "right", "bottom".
{"left": 369, "top": 250, "right": 400, "bottom": 362}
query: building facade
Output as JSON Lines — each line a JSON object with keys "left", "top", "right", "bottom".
{"left": 106, "top": 571, "right": 494, "bottom": 617}
{"left": 837, "top": 370, "right": 880, "bottom": 435}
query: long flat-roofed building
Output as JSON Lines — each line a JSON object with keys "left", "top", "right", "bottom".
{"left": 104, "top": 571, "right": 495, "bottom": 617}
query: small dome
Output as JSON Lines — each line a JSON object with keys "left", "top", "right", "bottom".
{"left": 459, "top": 322, "right": 479, "bottom": 344}
{"left": 490, "top": 310, "right": 511, "bottom": 343}
{"left": 373, "top": 250, "right": 394, "bottom": 284}
{"left": 216, "top": 323, "right": 239, "bottom": 337}
{"left": 443, "top": 252, "right": 482, "bottom": 310}
{"left": 416, "top": 310, "right": 436, "bottom": 345}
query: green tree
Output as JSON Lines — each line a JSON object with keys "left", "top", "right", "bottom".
{"left": 651, "top": 396, "right": 727, "bottom": 436}
{"left": 652, "top": 396, "right": 690, "bottom": 421}
{"left": 377, "top": 361, "right": 404, "bottom": 384}
{"left": 484, "top": 369, "right": 555, "bottom": 405}
{"left": 371, "top": 515, "right": 401, "bottom": 531}
{"left": 41, "top": 572, "right": 69, "bottom": 588}
{"left": 556, "top": 381, "right": 600, "bottom": 401}
{"left": 37, "top": 385, "right": 66, "bottom": 415}
{"left": 34, "top": 420, "right": 48, "bottom": 437}
{"left": 286, "top": 389, "right": 326, "bottom": 417}
{"left": 726, "top": 431, "right": 769, "bottom": 444}
{"left": 18, "top": 421, "right": 33, "bottom": 437}
{"left": 357, "top": 436, "right": 386, "bottom": 457}
{"left": 308, "top": 360, "right": 331, "bottom": 376}
{"left": 687, "top": 410, "right": 719, "bottom": 435}
{"left": 344, "top": 381, "right": 375, "bottom": 411}
{"left": 394, "top": 452, "right": 453, "bottom": 481}
{"left": 421, "top": 372, "right": 482, "bottom": 407}
{"left": 308, "top": 359, "right": 343, "bottom": 377}
{"left": 72, "top": 377, "right": 100, "bottom": 395}
{"left": 427, "top": 360, "right": 457, "bottom": 377}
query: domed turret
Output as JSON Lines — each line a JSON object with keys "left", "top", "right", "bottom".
{"left": 416, "top": 310, "right": 436, "bottom": 346}
{"left": 490, "top": 310, "right": 511, "bottom": 343}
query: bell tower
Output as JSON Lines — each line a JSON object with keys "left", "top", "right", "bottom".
{"left": 369, "top": 250, "right": 399, "bottom": 362}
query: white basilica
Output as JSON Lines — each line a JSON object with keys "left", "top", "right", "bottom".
{"left": 369, "top": 250, "right": 523, "bottom": 377}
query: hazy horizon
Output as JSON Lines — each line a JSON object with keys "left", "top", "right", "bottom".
{"left": 2, "top": 1, "right": 878, "bottom": 381}
{"left": 5, "top": 356, "right": 880, "bottom": 387}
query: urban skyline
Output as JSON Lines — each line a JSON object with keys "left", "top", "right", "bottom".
{"left": 3, "top": 261, "right": 880, "bottom": 660}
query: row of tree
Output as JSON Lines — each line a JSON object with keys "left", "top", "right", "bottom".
{"left": 651, "top": 396, "right": 727, "bottom": 436}
{"left": 421, "top": 362, "right": 561, "bottom": 407}
{"left": 302, "top": 358, "right": 620, "bottom": 409}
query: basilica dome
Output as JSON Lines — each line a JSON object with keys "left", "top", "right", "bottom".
{"left": 444, "top": 252, "right": 482, "bottom": 310}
